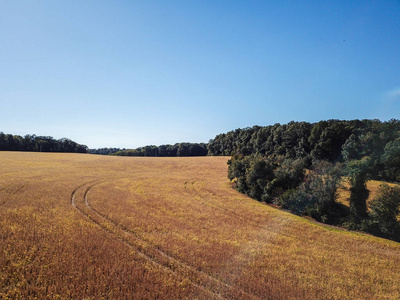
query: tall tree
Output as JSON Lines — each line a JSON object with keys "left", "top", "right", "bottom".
{"left": 347, "top": 159, "right": 371, "bottom": 220}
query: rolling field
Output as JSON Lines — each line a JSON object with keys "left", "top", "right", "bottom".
{"left": 1, "top": 152, "right": 400, "bottom": 299}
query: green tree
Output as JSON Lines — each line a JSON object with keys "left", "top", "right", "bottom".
{"left": 227, "top": 155, "right": 250, "bottom": 194}
{"left": 0, "top": 132, "right": 6, "bottom": 150}
{"left": 369, "top": 184, "right": 400, "bottom": 240}
{"left": 381, "top": 138, "right": 400, "bottom": 182}
{"left": 347, "top": 159, "right": 370, "bottom": 220}
{"left": 264, "top": 158, "right": 305, "bottom": 203}
{"left": 279, "top": 161, "right": 342, "bottom": 223}
{"left": 246, "top": 158, "right": 275, "bottom": 201}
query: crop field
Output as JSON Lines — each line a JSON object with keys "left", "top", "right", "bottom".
{"left": 1, "top": 152, "right": 400, "bottom": 299}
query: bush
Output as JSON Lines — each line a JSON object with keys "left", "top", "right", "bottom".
{"left": 368, "top": 184, "right": 400, "bottom": 240}
{"left": 262, "top": 158, "right": 305, "bottom": 202}
{"left": 279, "top": 188, "right": 318, "bottom": 216}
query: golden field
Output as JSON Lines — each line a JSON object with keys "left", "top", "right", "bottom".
{"left": 337, "top": 179, "right": 400, "bottom": 206}
{"left": 1, "top": 152, "right": 399, "bottom": 299}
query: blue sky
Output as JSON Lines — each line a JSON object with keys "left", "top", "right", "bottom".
{"left": 1, "top": 1, "right": 400, "bottom": 148}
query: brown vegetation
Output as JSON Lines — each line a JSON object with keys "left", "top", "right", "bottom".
{"left": 1, "top": 152, "right": 399, "bottom": 299}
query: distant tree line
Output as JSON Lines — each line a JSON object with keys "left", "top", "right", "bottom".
{"left": 0, "top": 132, "right": 88, "bottom": 153}
{"left": 112, "top": 142, "right": 208, "bottom": 157}
{"left": 215, "top": 119, "right": 400, "bottom": 241}
{"left": 88, "top": 148, "right": 125, "bottom": 155}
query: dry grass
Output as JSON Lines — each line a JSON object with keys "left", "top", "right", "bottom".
{"left": 0, "top": 152, "right": 399, "bottom": 299}
{"left": 337, "top": 179, "right": 400, "bottom": 210}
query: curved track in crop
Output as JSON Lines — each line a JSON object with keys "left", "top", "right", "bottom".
{"left": 0, "top": 184, "right": 25, "bottom": 206}
{"left": 71, "top": 180, "right": 261, "bottom": 300}
{"left": 188, "top": 180, "right": 293, "bottom": 233}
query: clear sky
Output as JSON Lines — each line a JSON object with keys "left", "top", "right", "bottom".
{"left": 1, "top": 1, "right": 400, "bottom": 148}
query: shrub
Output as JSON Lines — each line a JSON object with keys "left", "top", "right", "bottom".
{"left": 369, "top": 184, "right": 400, "bottom": 240}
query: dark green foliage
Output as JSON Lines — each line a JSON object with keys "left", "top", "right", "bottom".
{"left": 307, "top": 162, "right": 343, "bottom": 222}
{"left": 279, "top": 162, "right": 344, "bottom": 223}
{"left": 279, "top": 188, "right": 316, "bottom": 216}
{"left": 228, "top": 154, "right": 246, "bottom": 180}
{"left": 264, "top": 158, "right": 306, "bottom": 202}
{"left": 227, "top": 155, "right": 304, "bottom": 203}
{"left": 341, "top": 133, "right": 362, "bottom": 161}
{"left": 228, "top": 155, "right": 276, "bottom": 199}
{"left": 349, "top": 173, "right": 369, "bottom": 219}
{"left": 89, "top": 148, "right": 124, "bottom": 155}
{"left": 311, "top": 121, "right": 353, "bottom": 161}
{"left": 369, "top": 184, "right": 400, "bottom": 240}
{"left": 345, "top": 159, "right": 371, "bottom": 220}
{"left": 246, "top": 158, "right": 276, "bottom": 201}
{"left": 209, "top": 119, "right": 400, "bottom": 182}
{"left": 381, "top": 138, "right": 400, "bottom": 182}
{"left": 223, "top": 119, "right": 400, "bottom": 241}
{"left": 0, "top": 132, "right": 88, "bottom": 153}
{"left": 113, "top": 143, "right": 208, "bottom": 157}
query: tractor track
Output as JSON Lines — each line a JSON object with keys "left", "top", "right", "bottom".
{"left": 189, "top": 182, "right": 291, "bottom": 233}
{"left": 71, "top": 180, "right": 261, "bottom": 300}
{"left": 71, "top": 182, "right": 223, "bottom": 299}
{"left": 0, "top": 184, "right": 25, "bottom": 206}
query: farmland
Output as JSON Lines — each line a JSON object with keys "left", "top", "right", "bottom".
{"left": 1, "top": 152, "right": 400, "bottom": 299}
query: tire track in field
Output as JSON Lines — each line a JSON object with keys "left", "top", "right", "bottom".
{"left": 0, "top": 184, "right": 9, "bottom": 206}
{"left": 72, "top": 182, "right": 228, "bottom": 300}
{"left": 87, "top": 177, "right": 285, "bottom": 299}
{"left": 190, "top": 182, "right": 259, "bottom": 224}
{"left": 188, "top": 181, "right": 293, "bottom": 294}
{"left": 134, "top": 179, "right": 282, "bottom": 234}
{"left": 136, "top": 179, "right": 290, "bottom": 298}
{"left": 72, "top": 182, "right": 221, "bottom": 299}
{"left": 73, "top": 180, "right": 260, "bottom": 300}
{"left": 0, "top": 184, "right": 25, "bottom": 206}
{"left": 85, "top": 181, "right": 261, "bottom": 300}
{"left": 189, "top": 182, "right": 292, "bottom": 233}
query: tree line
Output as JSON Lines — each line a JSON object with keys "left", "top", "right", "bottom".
{"left": 88, "top": 148, "right": 125, "bottom": 155}
{"left": 209, "top": 119, "right": 400, "bottom": 182}
{"left": 0, "top": 132, "right": 88, "bottom": 153}
{"left": 112, "top": 143, "right": 208, "bottom": 157}
{"left": 217, "top": 119, "right": 400, "bottom": 241}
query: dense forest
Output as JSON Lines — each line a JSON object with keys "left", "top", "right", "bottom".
{"left": 209, "top": 119, "right": 400, "bottom": 241}
{"left": 112, "top": 142, "right": 208, "bottom": 157}
{"left": 0, "top": 132, "right": 88, "bottom": 153}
